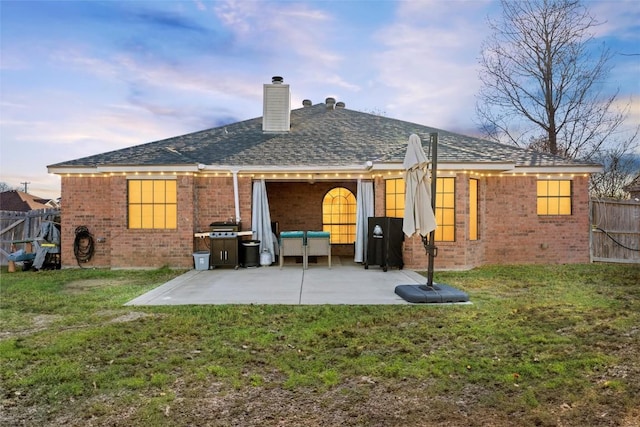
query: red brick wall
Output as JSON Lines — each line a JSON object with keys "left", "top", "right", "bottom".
{"left": 192, "top": 175, "right": 253, "bottom": 252}
{"left": 61, "top": 176, "right": 113, "bottom": 268}
{"left": 61, "top": 174, "right": 195, "bottom": 269}
{"left": 483, "top": 175, "right": 591, "bottom": 264}
{"left": 387, "top": 174, "right": 591, "bottom": 270}
{"left": 238, "top": 176, "right": 252, "bottom": 230}
{"left": 60, "top": 173, "right": 591, "bottom": 269}
{"left": 193, "top": 175, "right": 236, "bottom": 231}
{"left": 374, "top": 176, "right": 386, "bottom": 217}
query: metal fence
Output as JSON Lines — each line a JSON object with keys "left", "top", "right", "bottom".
{"left": 590, "top": 199, "right": 640, "bottom": 264}
{"left": 0, "top": 209, "right": 60, "bottom": 265}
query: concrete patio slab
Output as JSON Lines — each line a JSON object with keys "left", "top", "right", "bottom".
{"left": 126, "top": 257, "right": 429, "bottom": 305}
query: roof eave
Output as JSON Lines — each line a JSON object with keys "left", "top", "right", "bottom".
{"left": 201, "top": 164, "right": 373, "bottom": 174}
{"left": 371, "top": 162, "right": 518, "bottom": 171}
{"left": 48, "top": 162, "right": 603, "bottom": 176}
{"left": 48, "top": 164, "right": 201, "bottom": 175}
{"left": 510, "top": 165, "right": 603, "bottom": 174}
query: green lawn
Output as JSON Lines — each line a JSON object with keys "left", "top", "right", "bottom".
{"left": 1, "top": 264, "right": 639, "bottom": 426}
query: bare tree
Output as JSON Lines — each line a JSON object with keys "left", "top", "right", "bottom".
{"left": 590, "top": 133, "right": 640, "bottom": 199}
{"left": 476, "top": 0, "right": 633, "bottom": 161}
{"left": 0, "top": 182, "right": 19, "bottom": 192}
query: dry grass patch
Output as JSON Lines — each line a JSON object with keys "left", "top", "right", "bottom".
{"left": 63, "top": 278, "right": 131, "bottom": 294}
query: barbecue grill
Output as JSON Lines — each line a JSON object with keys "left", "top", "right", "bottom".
{"left": 209, "top": 222, "right": 241, "bottom": 268}
{"left": 209, "top": 221, "right": 240, "bottom": 238}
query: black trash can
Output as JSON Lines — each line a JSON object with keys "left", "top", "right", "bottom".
{"left": 241, "top": 240, "right": 260, "bottom": 267}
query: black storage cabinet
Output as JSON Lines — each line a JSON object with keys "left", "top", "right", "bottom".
{"left": 364, "top": 217, "right": 404, "bottom": 272}
{"left": 210, "top": 238, "right": 239, "bottom": 269}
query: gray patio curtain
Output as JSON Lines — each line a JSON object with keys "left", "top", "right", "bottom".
{"left": 354, "top": 179, "right": 374, "bottom": 263}
{"left": 251, "top": 179, "right": 276, "bottom": 263}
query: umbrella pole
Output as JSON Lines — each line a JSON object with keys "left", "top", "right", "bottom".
{"left": 425, "top": 133, "right": 438, "bottom": 288}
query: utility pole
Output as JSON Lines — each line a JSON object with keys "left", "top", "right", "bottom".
{"left": 20, "top": 181, "right": 30, "bottom": 193}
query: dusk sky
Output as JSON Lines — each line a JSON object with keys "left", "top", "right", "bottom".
{"left": 1, "top": 0, "right": 638, "bottom": 199}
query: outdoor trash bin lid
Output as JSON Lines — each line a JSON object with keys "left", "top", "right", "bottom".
{"left": 242, "top": 240, "right": 260, "bottom": 246}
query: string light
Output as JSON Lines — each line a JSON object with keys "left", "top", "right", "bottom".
{"left": 57, "top": 170, "right": 591, "bottom": 181}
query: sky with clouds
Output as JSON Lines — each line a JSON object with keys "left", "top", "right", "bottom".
{"left": 1, "top": 0, "right": 638, "bottom": 199}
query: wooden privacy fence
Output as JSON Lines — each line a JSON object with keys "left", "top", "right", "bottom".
{"left": 591, "top": 199, "right": 640, "bottom": 264}
{"left": 0, "top": 209, "right": 60, "bottom": 266}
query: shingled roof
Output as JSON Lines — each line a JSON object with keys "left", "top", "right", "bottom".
{"left": 48, "top": 103, "right": 600, "bottom": 173}
{"left": 0, "top": 190, "right": 56, "bottom": 212}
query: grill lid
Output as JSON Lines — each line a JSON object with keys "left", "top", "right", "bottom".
{"left": 210, "top": 221, "right": 240, "bottom": 232}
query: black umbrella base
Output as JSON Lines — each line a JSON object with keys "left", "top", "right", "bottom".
{"left": 395, "top": 283, "right": 469, "bottom": 303}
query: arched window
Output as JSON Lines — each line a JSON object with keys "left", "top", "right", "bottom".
{"left": 322, "top": 187, "right": 356, "bottom": 244}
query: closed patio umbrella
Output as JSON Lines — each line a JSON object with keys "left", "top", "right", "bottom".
{"left": 402, "top": 134, "right": 436, "bottom": 239}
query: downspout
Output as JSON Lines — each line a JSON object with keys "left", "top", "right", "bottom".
{"left": 231, "top": 169, "right": 241, "bottom": 223}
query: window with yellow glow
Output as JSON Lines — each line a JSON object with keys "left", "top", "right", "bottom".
{"left": 385, "top": 177, "right": 456, "bottom": 242}
{"left": 537, "top": 180, "right": 572, "bottom": 215}
{"left": 434, "top": 177, "right": 456, "bottom": 241}
{"left": 128, "top": 179, "right": 177, "bottom": 229}
{"left": 469, "top": 178, "right": 478, "bottom": 240}
{"left": 385, "top": 178, "right": 405, "bottom": 218}
{"left": 322, "top": 187, "right": 356, "bottom": 244}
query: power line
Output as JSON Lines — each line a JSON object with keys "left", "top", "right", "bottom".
{"left": 20, "top": 181, "right": 30, "bottom": 193}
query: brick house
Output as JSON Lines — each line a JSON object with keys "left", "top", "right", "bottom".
{"left": 48, "top": 77, "right": 601, "bottom": 270}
